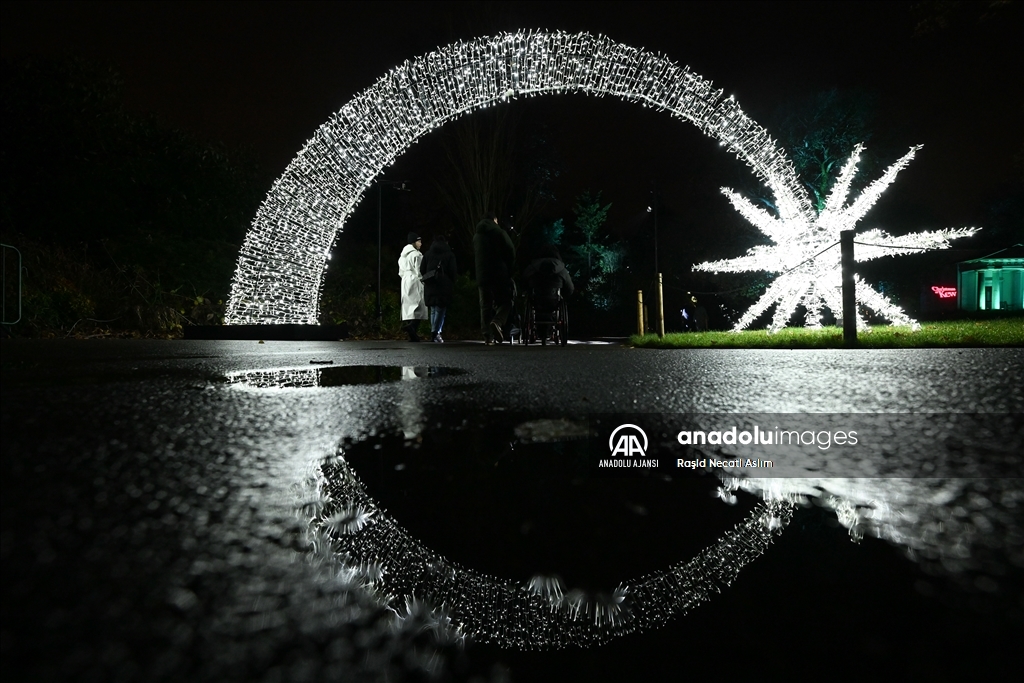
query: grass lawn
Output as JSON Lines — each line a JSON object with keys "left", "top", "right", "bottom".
{"left": 630, "top": 319, "right": 1024, "bottom": 349}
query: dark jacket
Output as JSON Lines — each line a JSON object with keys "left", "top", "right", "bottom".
{"left": 472, "top": 219, "right": 515, "bottom": 287}
{"left": 420, "top": 239, "right": 458, "bottom": 307}
{"left": 523, "top": 256, "right": 574, "bottom": 298}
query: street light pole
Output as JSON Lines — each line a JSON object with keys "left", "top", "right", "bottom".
{"left": 377, "top": 184, "right": 382, "bottom": 326}
{"left": 651, "top": 185, "right": 659, "bottom": 280}
{"left": 650, "top": 185, "right": 664, "bottom": 337}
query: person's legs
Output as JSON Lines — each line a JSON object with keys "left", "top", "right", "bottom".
{"left": 480, "top": 287, "right": 496, "bottom": 342}
{"left": 491, "top": 280, "right": 514, "bottom": 328}
{"left": 429, "top": 307, "right": 446, "bottom": 342}
{"left": 403, "top": 320, "right": 421, "bottom": 342}
{"left": 435, "top": 306, "right": 447, "bottom": 336}
{"left": 487, "top": 280, "right": 514, "bottom": 343}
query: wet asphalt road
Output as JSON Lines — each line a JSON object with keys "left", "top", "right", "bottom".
{"left": 1, "top": 339, "right": 1022, "bottom": 682}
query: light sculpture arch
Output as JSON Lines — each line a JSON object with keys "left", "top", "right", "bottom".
{"left": 225, "top": 30, "right": 810, "bottom": 324}
{"left": 310, "top": 447, "right": 794, "bottom": 648}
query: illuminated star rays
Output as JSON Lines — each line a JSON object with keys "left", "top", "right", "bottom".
{"left": 226, "top": 31, "right": 807, "bottom": 324}
{"left": 694, "top": 144, "right": 978, "bottom": 332}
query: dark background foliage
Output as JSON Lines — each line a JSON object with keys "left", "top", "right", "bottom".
{"left": 1, "top": 56, "right": 268, "bottom": 336}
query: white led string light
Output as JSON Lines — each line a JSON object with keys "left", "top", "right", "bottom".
{"left": 695, "top": 144, "right": 977, "bottom": 332}
{"left": 308, "top": 447, "right": 793, "bottom": 648}
{"left": 226, "top": 31, "right": 975, "bottom": 331}
{"left": 226, "top": 30, "right": 811, "bottom": 324}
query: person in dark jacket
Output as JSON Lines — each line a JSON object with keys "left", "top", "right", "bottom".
{"left": 523, "top": 244, "right": 573, "bottom": 342}
{"left": 420, "top": 234, "right": 458, "bottom": 343}
{"left": 523, "top": 244, "right": 574, "bottom": 302}
{"left": 693, "top": 296, "right": 709, "bottom": 332}
{"left": 472, "top": 212, "right": 516, "bottom": 344}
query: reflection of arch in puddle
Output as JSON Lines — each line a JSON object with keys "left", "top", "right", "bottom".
{"left": 226, "top": 365, "right": 465, "bottom": 389}
{"left": 726, "top": 476, "right": 1024, "bottom": 579}
{"left": 305, "top": 448, "right": 793, "bottom": 649}
{"left": 658, "top": 412, "right": 1023, "bottom": 589}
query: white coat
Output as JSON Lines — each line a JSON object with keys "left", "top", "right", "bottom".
{"left": 398, "top": 244, "right": 428, "bottom": 320}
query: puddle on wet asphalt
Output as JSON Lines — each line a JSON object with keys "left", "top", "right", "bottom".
{"left": 226, "top": 365, "right": 467, "bottom": 389}
{"left": 308, "top": 409, "right": 1024, "bottom": 660}
{"left": 337, "top": 416, "right": 757, "bottom": 591}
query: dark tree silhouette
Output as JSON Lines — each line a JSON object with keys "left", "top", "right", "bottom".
{"left": 773, "top": 89, "right": 877, "bottom": 215}
{"left": 1, "top": 56, "right": 266, "bottom": 335}
{"left": 432, "top": 105, "right": 557, "bottom": 269}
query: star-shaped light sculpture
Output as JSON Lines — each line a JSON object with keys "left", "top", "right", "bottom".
{"left": 694, "top": 144, "right": 978, "bottom": 332}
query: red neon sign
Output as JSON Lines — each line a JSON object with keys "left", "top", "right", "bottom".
{"left": 931, "top": 286, "right": 957, "bottom": 299}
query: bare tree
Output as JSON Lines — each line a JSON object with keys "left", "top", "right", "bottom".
{"left": 433, "top": 105, "right": 550, "bottom": 270}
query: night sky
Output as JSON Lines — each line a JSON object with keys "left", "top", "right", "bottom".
{"left": 3, "top": 1, "right": 1021, "bottom": 249}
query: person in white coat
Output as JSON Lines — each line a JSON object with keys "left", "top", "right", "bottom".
{"left": 398, "top": 232, "right": 428, "bottom": 341}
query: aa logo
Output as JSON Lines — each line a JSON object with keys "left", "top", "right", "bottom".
{"left": 608, "top": 424, "right": 648, "bottom": 457}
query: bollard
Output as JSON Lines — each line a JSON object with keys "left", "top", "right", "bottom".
{"left": 637, "top": 290, "right": 645, "bottom": 337}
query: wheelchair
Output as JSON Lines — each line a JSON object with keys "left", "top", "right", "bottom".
{"left": 523, "top": 289, "right": 568, "bottom": 346}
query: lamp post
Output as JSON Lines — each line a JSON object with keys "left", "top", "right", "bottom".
{"left": 375, "top": 180, "right": 410, "bottom": 328}
{"left": 643, "top": 185, "right": 659, "bottom": 278}
{"left": 649, "top": 185, "right": 664, "bottom": 337}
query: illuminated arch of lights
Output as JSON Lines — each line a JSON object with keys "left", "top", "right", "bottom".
{"left": 228, "top": 366, "right": 794, "bottom": 644}
{"left": 227, "top": 363, "right": 1010, "bottom": 647}
{"left": 225, "top": 30, "right": 810, "bottom": 324}
{"left": 308, "top": 446, "right": 794, "bottom": 648}
{"left": 226, "top": 29, "right": 974, "bottom": 330}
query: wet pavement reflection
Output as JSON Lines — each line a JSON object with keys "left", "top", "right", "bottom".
{"left": 308, "top": 411, "right": 1024, "bottom": 653}
{"left": 311, "top": 421, "right": 792, "bottom": 648}
{"left": 2, "top": 340, "right": 1022, "bottom": 682}
{"left": 227, "top": 365, "right": 467, "bottom": 388}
